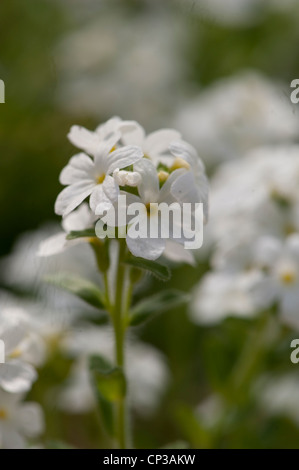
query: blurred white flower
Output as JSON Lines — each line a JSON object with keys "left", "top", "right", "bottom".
{"left": 0, "top": 225, "right": 98, "bottom": 314}
{"left": 0, "top": 389, "right": 44, "bottom": 449}
{"left": 191, "top": 144, "right": 299, "bottom": 325}
{"left": 173, "top": 73, "right": 299, "bottom": 166}
{"left": 55, "top": 9, "right": 188, "bottom": 127}
{"left": 257, "top": 373, "right": 299, "bottom": 425}
{"left": 251, "top": 234, "right": 299, "bottom": 324}
{"left": 177, "top": 0, "right": 298, "bottom": 27}
{"left": 191, "top": 271, "right": 257, "bottom": 325}
{"left": 0, "top": 308, "right": 38, "bottom": 393}
{"left": 59, "top": 325, "right": 169, "bottom": 415}
{"left": 209, "top": 145, "right": 299, "bottom": 248}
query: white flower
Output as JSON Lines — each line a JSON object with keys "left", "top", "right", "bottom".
{"left": 209, "top": 145, "right": 299, "bottom": 249}
{"left": 67, "top": 117, "right": 138, "bottom": 156}
{"left": 251, "top": 234, "right": 299, "bottom": 324}
{"left": 190, "top": 271, "right": 258, "bottom": 325}
{"left": 0, "top": 308, "right": 37, "bottom": 393}
{"left": 122, "top": 158, "right": 205, "bottom": 260}
{"left": 0, "top": 389, "right": 44, "bottom": 449}
{"left": 121, "top": 123, "right": 181, "bottom": 165}
{"left": 55, "top": 139, "right": 143, "bottom": 217}
{"left": 55, "top": 10, "right": 188, "bottom": 127}
{"left": 256, "top": 373, "right": 299, "bottom": 425}
{"left": 173, "top": 73, "right": 299, "bottom": 166}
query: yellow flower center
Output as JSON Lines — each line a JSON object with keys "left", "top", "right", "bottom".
{"left": 0, "top": 409, "right": 7, "bottom": 420}
{"left": 158, "top": 171, "right": 169, "bottom": 183}
{"left": 9, "top": 348, "right": 22, "bottom": 359}
{"left": 97, "top": 173, "right": 106, "bottom": 184}
{"left": 145, "top": 203, "right": 158, "bottom": 217}
{"left": 280, "top": 270, "right": 297, "bottom": 285}
{"left": 170, "top": 157, "right": 190, "bottom": 172}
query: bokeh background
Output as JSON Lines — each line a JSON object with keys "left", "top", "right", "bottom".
{"left": 2, "top": 0, "right": 299, "bottom": 449}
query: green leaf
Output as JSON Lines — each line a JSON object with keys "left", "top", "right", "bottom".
{"left": 66, "top": 228, "right": 96, "bottom": 240}
{"left": 124, "top": 256, "right": 171, "bottom": 281}
{"left": 45, "top": 273, "right": 106, "bottom": 310}
{"left": 89, "top": 355, "right": 127, "bottom": 437}
{"left": 89, "top": 355, "right": 126, "bottom": 402}
{"left": 129, "top": 289, "right": 189, "bottom": 326}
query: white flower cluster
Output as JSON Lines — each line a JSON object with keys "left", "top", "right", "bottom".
{"left": 41, "top": 117, "right": 208, "bottom": 262}
{"left": 192, "top": 145, "right": 299, "bottom": 327}
{"left": 173, "top": 72, "right": 299, "bottom": 167}
{"left": 0, "top": 305, "right": 44, "bottom": 448}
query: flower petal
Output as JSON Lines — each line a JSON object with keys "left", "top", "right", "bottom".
{"left": 90, "top": 184, "right": 113, "bottom": 215}
{"left": 37, "top": 232, "right": 67, "bottom": 256}
{"left": 62, "top": 203, "right": 96, "bottom": 232}
{"left": 163, "top": 240, "right": 196, "bottom": 265}
{"left": 68, "top": 126, "right": 104, "bottom": 155}
{"left": 55, "top": 180, "right": 95, "bottom": 217}
{"left": 133, "top": 159, "right": 159, "bottom": 203}
{"left": 144, "top": 129, "right": 181, "bottom": 162}
{"left": 59, "top": 153, "right": 94, "bottom": 185}
{"left": 0, "top": 361, "right": 37, "bottom": 393}
{"left": 106, "top": 145, "right": 143, "bottom": 175}
{"left": 126, "top": 233, "right": 165, "bottom": 260}
{"left": 120, "top": 123, "right": 145, "bottom": 147}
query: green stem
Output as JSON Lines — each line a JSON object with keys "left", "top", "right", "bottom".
{"left": 103, "top": 271, "right": 111, "bottom": 312}
{"left": 113, "top": 239, "right": 127, "bottom": 449}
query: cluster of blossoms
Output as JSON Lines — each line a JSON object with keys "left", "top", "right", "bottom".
{"left": 173, "top": 72, "right": 299, "bottom": 167}
{"left": 192, "top": 145, "right": 299, "bottom": 327}
{"left": 40, "top": 116, "right": 208, "bottom": 262}
{"left": 56, "top": 7, "right": 188, "bottom": 127}
{"left": 0, "top": 304, "right": 44, "bottom": 448}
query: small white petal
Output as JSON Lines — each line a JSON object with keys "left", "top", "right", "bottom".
{"left": 55, "top": 180, "right": 95, "bottom": 217}
{"left": 163, "top": 240, "right": 196, "bottom": 265}
{"left": 59, "top": 153, "right": 94, "bottom": 185}
{"left": 133, "top": 159, "right": 159, "bottom": 203}
{"left": 126, "top": 234, "right": 165, "bottom": 260}
{"left": 0, "top": 361, "right": 37, "bottom": 393}
{"left": 68, "top": 125, "right": 104, "bottom": 155}
{"left": 37, "top": 232, "right": 67, "bottom": 256}
{"left": 107, "top": 145, "right": 143, "bottom": 175}
{"left": 144, "top": 129, "right": 181, "bottom": 162}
